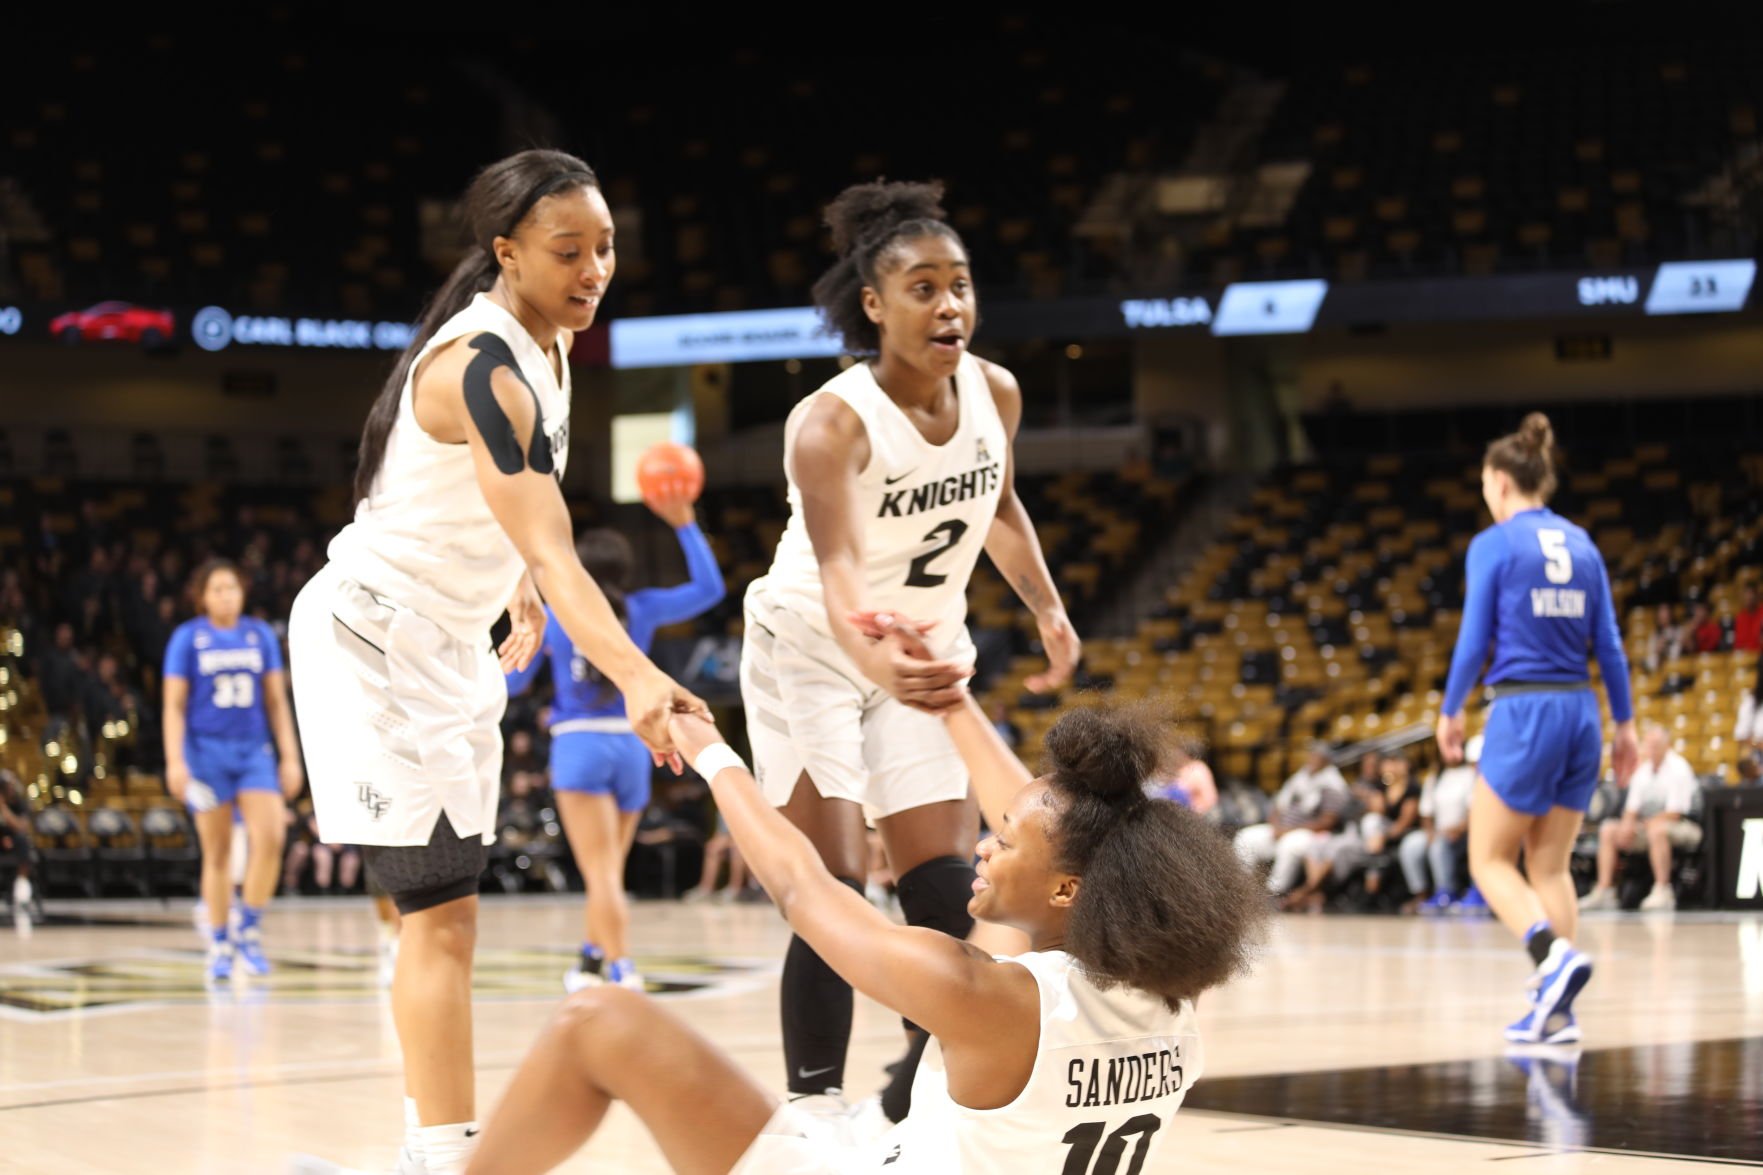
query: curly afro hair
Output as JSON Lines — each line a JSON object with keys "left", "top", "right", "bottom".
{"left": 1040, "top": 702, "right": 1268, "bottom": 1007}
{"left": 810, "top": 179, "right": 966, "bottom": 355}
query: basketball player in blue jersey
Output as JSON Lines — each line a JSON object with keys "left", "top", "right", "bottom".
{"left": 742, "top": 180, "right": 1080, "bottom": 1121}
{"left": 1436, "top": 413, "right": 1638, "bottom": 1045}
{"left": 162, "top": 558, "right": 303, "bottom": 982}
{"left": 507, "top": 484, "right": 725, "bottom": 993}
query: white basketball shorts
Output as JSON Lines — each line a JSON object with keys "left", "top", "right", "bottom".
{"left": 288, "top": 563, "right": 505, "bottom": 847}
{"left": 740, "top": 589, "right": 970, "bottom": 820}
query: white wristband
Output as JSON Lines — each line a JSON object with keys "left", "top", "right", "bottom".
{"left": 693, "top": 743, "right": 748, "bottom": 782}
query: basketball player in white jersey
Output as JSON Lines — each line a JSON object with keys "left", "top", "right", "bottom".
{"left": 461, "top": 625, "right": 1268, "bottom": 1173}
{"left": 742, "top": 180, "right": 1081, "bottom": 1117}
{"left": 287, "top": 149, "right": 703, "bottom": 1175}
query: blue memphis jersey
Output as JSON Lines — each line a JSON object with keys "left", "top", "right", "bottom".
{"left": 1443, "top": 507, "right": 1633, "bottom": 721}
{"left": 507, "top": 522, "right": 726, "bottom": 722}
{"left": 162, "top": 616, "right": 283, "bottom": 742}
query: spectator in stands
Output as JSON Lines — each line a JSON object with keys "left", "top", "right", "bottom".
{"left": 1161, "top": 745, "right": 1218, "bottom": 816}
{"left": 1738, "top": 749, "right": 1762, "bottom": 785}
{"left": 1233, "top": 743, "right": 1349, "bottom": 896}
{"left": 685, "top": 810, "right": 753, "bottom": 904}
{"left": 0, "top": 768, "right": 35, "bottom": 924}
{"left": 1644, "top": 603, "right": 1686, "bottom": 672}
{"left": 1580, "top": 723, "right": 1703, "bottom": 912}
{"left": 35, "top": 622, "right": 85, "bottom": 724}
{"left": 1734, "top": 585, "right": 1762, "bottom": 654}
{"left": 1690, "top": 601, "right": 1723, "bottom": 654}
{"left": 1735, "top": 655, "right": 1763, "bottom": 748}
{"left": 1359, "top": 755, "right": 1420, "bottom": 899}
{"left": 1401, "top": 735, "right": 1480, "bottom": 912}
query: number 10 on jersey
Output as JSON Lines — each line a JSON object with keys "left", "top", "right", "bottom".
{"left": 1061, "top": 1113, "right": 1162, "bottom": 1175}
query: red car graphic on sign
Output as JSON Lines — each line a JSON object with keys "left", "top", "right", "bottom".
{"left": 50, "top": 302, "right": 176, "bottom": 346}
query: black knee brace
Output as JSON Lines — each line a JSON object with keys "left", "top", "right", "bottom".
{"left": 894, "top": 855, "right": 978, "bottom": 1034}
{"left": 895, "top": 855, "right": 977, "bottom": 940}
{"left": 363, "top": 814, "right": 487, "bottom": 916}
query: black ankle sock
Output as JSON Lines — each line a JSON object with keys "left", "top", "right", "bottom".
{"left": 880, "top": 1030, "right": 931, "bottom": 1123}
{"left": 1525, "top": 925, "right": 1557, "bottom": 967}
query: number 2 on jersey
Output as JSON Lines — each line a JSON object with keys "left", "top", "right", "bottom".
{"left": 1537, "top": 528, "right": 1573, "bottom": 584}
{"left": 1061, "top": 1114, "right": 1163, "bottom": 1175}
{"left": 904, "top": 520, "right": 970, "bottom": 588}
{"left": 212, "top": 673, "right": 255, "bottom": 709}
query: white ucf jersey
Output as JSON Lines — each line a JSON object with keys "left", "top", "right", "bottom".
{"left": 748, "top": 352, "right": 1006, "bottom": 657}
{"left": 326, "top": 292, "right": 571, "bottom": 646}
{"left": 887, "top": 949, "right": 1202, "bottom": 1174}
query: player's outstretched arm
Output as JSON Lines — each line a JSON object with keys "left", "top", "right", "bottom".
{"left": 431, "top": 340, "right": 705, "bottom": 758}
{"left": 669, "top": 710, "right": 1034, "bottom": 1047}
{"left": 976, "top": 358, "right": 1080, "bottom": 693}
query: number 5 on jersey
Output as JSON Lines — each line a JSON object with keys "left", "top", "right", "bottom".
{"left": 1537, "top": 529, "right": 1573, "bottom": 584}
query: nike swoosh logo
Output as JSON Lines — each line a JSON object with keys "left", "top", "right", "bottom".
{"left": 798, "top": 1065, "right": 838, "bottom": 1079}
{"left": 884, "top": 471, "right": 916, "bottom": 485}
{"left": 465, "top": 1129, "right": 480, "bottom": 1138}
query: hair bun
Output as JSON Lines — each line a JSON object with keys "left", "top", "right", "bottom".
{"left": 1043, "top": 705, "right": 1168, "bottom": 805}
{"left": 823, "top": 179, "right": 947, "bottom": 258}
{"left": 1519, "top": 411, "right": 1554, "bottom": 454}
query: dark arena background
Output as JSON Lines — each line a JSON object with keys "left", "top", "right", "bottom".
{"left": 2, "top": 8, "right": 1761, "bottom": 1172}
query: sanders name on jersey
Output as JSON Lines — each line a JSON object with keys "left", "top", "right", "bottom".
{"left": 1065, "top": 1047, "right": 1185, "bottom": 1109}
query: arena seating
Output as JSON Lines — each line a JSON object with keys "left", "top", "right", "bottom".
{"left": 983, "top": 421, "right": 1763, "bottom": 793}
{"left": 1193, "top": 44, "right": 1763, "bottom": 283}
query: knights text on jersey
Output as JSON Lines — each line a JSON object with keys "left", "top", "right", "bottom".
{"left": 749, "top": 353, "right": 1007, "bottom": 656}
{"left": 325, "top": 294, "right": 571, "bottom": 644}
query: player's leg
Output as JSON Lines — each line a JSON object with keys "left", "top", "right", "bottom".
{"left": 368, "top": 818, "right": 487, "bottom": 1175}
{"left": 742, "top": 615, "right": 870, "bottom": 1099}
{"left": 777, "top": 772, "right": 869, "bottom": 1097}
{"left": 467, "top": 986, "right": 779, "bottom": 1175}
{"left": 606, "top": 735, "right": 653, "bottom": 985}
{"left": 235, "top": 775, "right": 287, "bottom": 976}
{"left": 869, "top": 699, "right": 981, "bottom": 1125}
{"left": 1470, "top": 696, "right": 1558, "bottom": 938}
{"left": 1524, "top": 806, "right": 1585, "bottom": 943}
{"left": 557, "top": 789, "right": 626, "bottom": 975}
{"left": 1468, "top": 780, "right": 1544, "bottom": 938}
{"left": 192, "top": 797, "right": 237, "bottom": 979}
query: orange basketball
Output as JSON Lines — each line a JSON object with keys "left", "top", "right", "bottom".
{"left": 635, "top": 441, "right": 705, "bottom": 502}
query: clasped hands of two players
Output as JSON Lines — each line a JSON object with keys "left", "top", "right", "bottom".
{"left": 847, "top": 607, "right": 1079, "bottom": 715}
